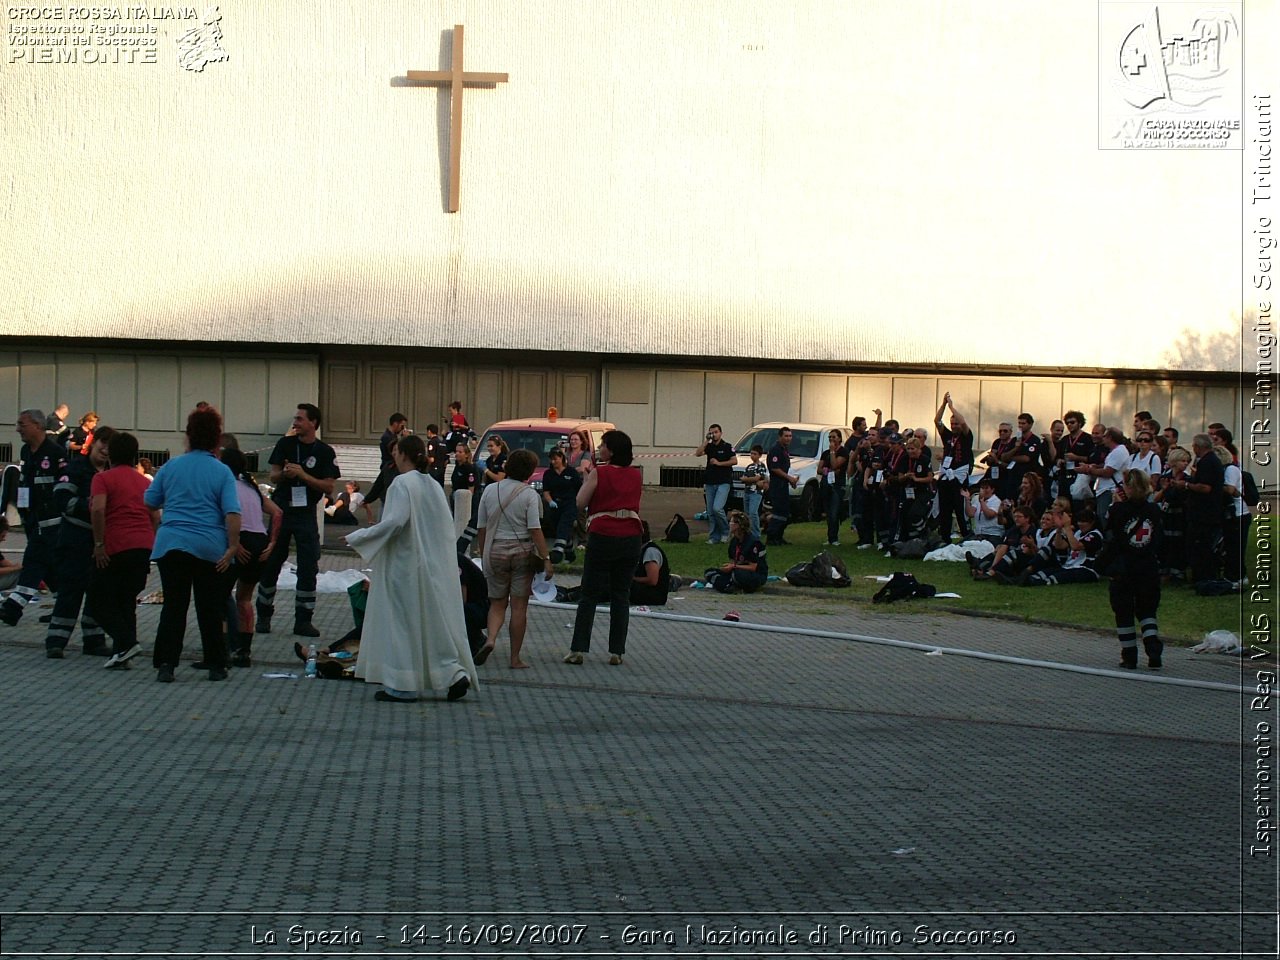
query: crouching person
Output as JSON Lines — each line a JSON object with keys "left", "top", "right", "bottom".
{"left": 630, "top": 521, "right": 679, "bottom": 605}
{"left": 706, "top": 510, "right": 768, "bottom": 593}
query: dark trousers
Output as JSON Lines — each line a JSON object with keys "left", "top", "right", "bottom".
{"left": 1185, "top": 520, "right": 1220, "bottom": 584}
{"left": 45, "top": 531, "right": 103, "bottom": 652}
{"left": 936, "top": 478, "right": 970, "bottom": 540}
{"left": 824, "top": 483, "right": 844, "bottom": 543}
{"left": 1223, "top": 513, "right": 1251, "bottom": 582}
{"left": 765, "top": 481, "right": 791, "bottom": 543}
{"left": 1109, "top": 572, "right": 1161, "bottom": 664}
{"left": 153, "top": 551, "right": 233, "bottom": 669}
{"left": 1, "top": 528, "right": 58, "bottom": 623}
{"left": 847, "top": 481, "right": 864, "bottom": 534}
{"left": 364, "top": 465, "right": 395, "bottom": 507}
{"left": 571, "top": 533, "right": 642, "bottom": 655}
{"left": 89, "top": 549, "right": 152, "bottom": 655}
{"left": 864, "top": 487, "right": 894, "bottom": 545}
{"left": 546, "top": 499, "right": 578, "bottom": 554}
{"left": 257, "top": 510, "right": 321, "bottom": 626}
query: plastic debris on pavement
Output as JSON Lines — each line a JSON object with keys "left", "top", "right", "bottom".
{"left": 1189, "top": 630, "right": 1244, "bottom": 654}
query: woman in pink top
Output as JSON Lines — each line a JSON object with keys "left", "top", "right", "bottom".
{"left": 90, "top": 432, "right": 158, "bottom": 669}
{"left": 221, "top": 447, "right": 282, "bottom": 666}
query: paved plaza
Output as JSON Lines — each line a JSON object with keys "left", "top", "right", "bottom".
{"left": 0, "top": 549, "right": 1272, "bottom": 959}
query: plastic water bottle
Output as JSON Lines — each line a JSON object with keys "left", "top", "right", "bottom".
{"left": 304, "top": 645, "right": 317, "bottom": 678}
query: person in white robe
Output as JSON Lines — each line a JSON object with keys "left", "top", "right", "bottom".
{"left": 345, "top": 434, "right": 477, "bottom": 703}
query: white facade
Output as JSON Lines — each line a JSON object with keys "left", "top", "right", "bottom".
{"left": 1, "top": 0, "right": 1267, "bottom": 372}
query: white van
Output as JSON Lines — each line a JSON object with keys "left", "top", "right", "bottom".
{"left": 729, "top": 422, "right": 847, "bottom": 521}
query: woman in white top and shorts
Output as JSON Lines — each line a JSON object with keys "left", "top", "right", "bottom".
{"left": 475, "top": 449, "right": 554, "bottom": 669}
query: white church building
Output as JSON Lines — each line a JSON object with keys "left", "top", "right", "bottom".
{"left": 0, "top": 1, "right": 1265, "bottom": 462}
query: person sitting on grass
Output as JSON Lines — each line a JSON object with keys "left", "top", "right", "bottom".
{"left": 998, "top": 502, "right": 1103, "bottom": 586}
{"left": 968, "top": 506, "right": 1037, "bottom": 581}
{"left": 705, "top": 510, "right": 768, "bottom": 594}
{"left": 630, "top": 521, "right": 675, "bottom": 606}
{"left": 965, "top": 476, "right": 1004, "bottom": 544}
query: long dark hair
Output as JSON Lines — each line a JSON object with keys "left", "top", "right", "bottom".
{"left": 220, "top": 447, "right": 264, "bottom": 505}
{"left": 398, "top": 434, "right": 430, "bottom": 473}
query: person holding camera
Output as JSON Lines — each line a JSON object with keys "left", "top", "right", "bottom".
{"left": 696, "top": 423, "right": 736, "bottom": 545}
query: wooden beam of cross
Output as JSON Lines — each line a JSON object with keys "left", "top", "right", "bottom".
{"left": 407, "top": 25, "right": 508, "bottom": 213}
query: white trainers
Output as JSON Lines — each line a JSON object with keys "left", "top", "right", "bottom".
{"left": 104, "top": 645, "right": 140, "bottom": 670}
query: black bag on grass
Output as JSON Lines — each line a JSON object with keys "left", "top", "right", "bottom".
{"left": 664, "top": 513, "right": 690, "bottom": 543}
{"left": 784, "top": 551, "right": 851, "bottom": 588}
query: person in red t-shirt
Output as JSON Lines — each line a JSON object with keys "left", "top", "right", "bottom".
{"left": 90, "top": 432, "right": 158, "bottom": 669}
{"left": 564, "top": 430, "right": 643, "bottom": 666}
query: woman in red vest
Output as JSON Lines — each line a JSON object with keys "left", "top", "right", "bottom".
{"left": 564, "top": 430, "right": 643, "bottom": 666}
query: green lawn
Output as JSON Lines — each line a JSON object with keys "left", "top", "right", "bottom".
{"left": 659, "top": 520, "right": 1251, "bottom": 644}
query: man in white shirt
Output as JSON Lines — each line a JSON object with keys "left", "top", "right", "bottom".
{"left": 1086, "top": 427, "right": 1130, "bottom": 529}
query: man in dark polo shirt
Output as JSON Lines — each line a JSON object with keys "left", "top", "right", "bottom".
{"left": 695, "top": 423, "right": 736, "bottom": 545}
{"left": 362, "top": 412, "right": 409, "bottom": 521}
{"left": 1179, "top": 433, "right": 1225, "bottom": 584}
{"left": 765, "top": 427, "right": 798, "bottom": 546}
{"left": 256, "top": 403, "right": 340, "bottom": 638}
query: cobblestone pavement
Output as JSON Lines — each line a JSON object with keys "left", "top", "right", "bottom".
{"left": 0, "top": 550, "right": 1272, "bottom": 960}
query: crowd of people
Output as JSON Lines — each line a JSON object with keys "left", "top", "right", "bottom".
{"left": 2, "top": 400, "right": 661, "bottom": 696}
{"left": 4, "top": 393, "right": 1256, "bottom": 684}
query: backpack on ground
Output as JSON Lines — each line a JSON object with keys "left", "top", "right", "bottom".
{"left": 664, "top": 513, "right": 690, "bottom": 543}
{"left": 872, "top": 571, "right": 937, "bottom": 603}
{"left": 784, "top": 551, "right": 851, "bottom": 588}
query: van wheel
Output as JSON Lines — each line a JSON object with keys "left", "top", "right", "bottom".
{"left": 798, "top": 482, "right": 820, "bottom": 522}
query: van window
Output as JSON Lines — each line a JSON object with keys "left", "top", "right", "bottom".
{"left": 476, "top": 430, "right": 570, "bottom": 467}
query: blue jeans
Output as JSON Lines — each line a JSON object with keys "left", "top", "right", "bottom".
{"left": 704, "top": 483, "right": 730, "bottom": 542}
{"left": 743, "top": 488, "right": 763, "bottom": 540}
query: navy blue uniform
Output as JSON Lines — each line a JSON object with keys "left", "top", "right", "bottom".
{"left": 1, "top": 438, "right": 67, "bottom": 626}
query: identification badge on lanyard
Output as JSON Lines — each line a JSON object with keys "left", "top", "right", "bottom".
{"left": 291, "top": 485, "right": 308, "bottom": 508}
{"left": 825, "top": 471, "right": 835, "bottom": 486}
{"left": 17, "top": 487, "right": 30, "bottom": 509}
{"left": 942, "top": 456, "right": 953, "bottom": 470}
{"left": 905, "top": 486, "right": 916, "bottom": 500}
{"left": 989, "top": 465, "right": 1000, "bottom": 478}
{"left": 874, "top": 470, "right": 884, "bottom": 484}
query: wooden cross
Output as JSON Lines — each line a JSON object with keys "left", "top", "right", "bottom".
{"left": 407, "top": 25, "right": 508, "bottom": 213}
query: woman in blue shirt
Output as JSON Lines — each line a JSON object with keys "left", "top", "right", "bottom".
{"left": 144, "top": 406, "right": 241, "bottom": 683}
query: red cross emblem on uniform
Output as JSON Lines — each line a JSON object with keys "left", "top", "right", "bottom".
{"left": 1131, "top": 521, "right": 1153, "bottom": 545}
